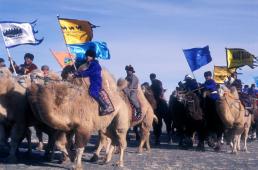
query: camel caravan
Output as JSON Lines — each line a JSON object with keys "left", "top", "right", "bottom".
{"left": 0, "top": 52, "right": 257, "bottom": 170}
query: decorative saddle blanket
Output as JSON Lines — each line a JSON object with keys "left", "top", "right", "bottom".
{"left": 99, "top": 89, "right": 115, "bottom": 114}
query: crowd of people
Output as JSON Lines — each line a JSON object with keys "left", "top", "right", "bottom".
{"left": 0, "top": 53, "right": 50, "bottom": 77}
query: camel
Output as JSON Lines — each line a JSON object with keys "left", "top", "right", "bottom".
{"left": 27, "top": 68, "right": 131, "bottom": 170}
{"left": 217, "top": 86, "right": 252, "bottom": 153}
{"left": 0, "top": 67, "right": 33, "bottom": 162}
{"left": 90, "top": 79, "right": 157, "bottom": 162}
{"left": 0, "top": 68, "right": 66, "bottom": 162}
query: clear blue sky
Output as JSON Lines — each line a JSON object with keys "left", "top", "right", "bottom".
{"left": 0, "top": 0, "right": 257, "bottom": 98}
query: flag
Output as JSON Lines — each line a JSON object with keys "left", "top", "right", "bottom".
{"left": 254, "top": 76, "right": 258, "bottom": 87}
{"left": 58, "top": 17, "right": 95, "bottom": 45}
{"left": 0, "top": 20, "right": 43, "bottom": 48}
{"left": 50, "top": 49, "right": 74, "bottom": 68}
{"left": 183, "top": 45, "right": 212, "bottom": 72}
{"left": 226, "top": 48, "right": 256, "bottom": 69}
{"left": 213, "top": 66, "right": 236, "bottom": 84}
{"left": 68, "top": 41, "right": 111, "bottom": 61}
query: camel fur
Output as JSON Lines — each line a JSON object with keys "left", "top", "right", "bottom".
{"left": 91, "top": 78, "right": 157, "bottom": 162}
{"left": 217, "top": 86, "right": 252, "bottom": 153}
{"left": 27, "top": 68, "right": 131, "bottom": 170}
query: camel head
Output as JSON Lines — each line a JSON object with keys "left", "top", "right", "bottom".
{"left": 218, "top": 85, "right": 239, "bottom": 100}
{"left": 0, "top": 67, "right": 15, "bottom": 94}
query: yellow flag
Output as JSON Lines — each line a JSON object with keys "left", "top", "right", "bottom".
{"left": 226, "top": 48, "right": 254, "bottom": 68}
{"left": 58, "top": 18, "right": 93, "bottom": 44}
{"left": 214, "top": 66, "right": 236, "bottom": 84}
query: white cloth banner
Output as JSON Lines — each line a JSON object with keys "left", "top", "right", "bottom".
{"left": 0, "top": 22, "right": 41, "bottom": 48}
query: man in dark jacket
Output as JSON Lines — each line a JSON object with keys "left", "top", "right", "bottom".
{"left": 74, "top": 50, "right": 110, "bottom": 115}
{"left": 124, "top": 65, "right": 142, "bottom": 121}
{"left": 226, "top": 72, "right": 242, "bottom": 92}
{"left": 150, "top": 73, "right": 165, "bottom": 100}
{"left": 183, "top": 74, "right": 199, "bottom": 92}
{"left": 0, "top": 58, "right": 6, "bottom": 67}
{"left": 17, "top": 53, "right": 38, "bottom": 75}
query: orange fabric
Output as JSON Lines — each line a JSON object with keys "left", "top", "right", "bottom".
{"left": 50, "top": 50, "right": 74, "bottom": 68}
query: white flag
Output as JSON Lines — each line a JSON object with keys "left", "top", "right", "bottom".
{"left": 0, "top": 21, "right": 43, "bottom": 48}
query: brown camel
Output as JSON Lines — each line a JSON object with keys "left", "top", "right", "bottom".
{"left": 0, "top": 68, "right": 67, "bottom": 162}
{"left": 27, "top": 68, "right": 131, "bottom": 170}
{"left": 91, "top": 79, "right": 157, "bottom": 162}
{"left": 0, "top": 67, "right": 33, "bottom": 162}
{"left": 217, "top": 86, "right": 252, "bottom": 153}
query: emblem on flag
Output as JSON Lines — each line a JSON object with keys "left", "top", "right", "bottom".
{"left": 0, "top": 20, "right": 43, "bottom": 48}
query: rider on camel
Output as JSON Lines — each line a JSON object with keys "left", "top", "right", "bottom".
{"left": 74, "top": 49, "right": 110, "bottom": 115}
{"left": 124, "top": 65, "right": 142, "bottom": 121}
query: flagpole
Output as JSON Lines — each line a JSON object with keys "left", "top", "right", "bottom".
{"left": 0, "top": 27, "right": 17, "bottom": 75}
{"left": 56, "top": 14, "right": 77, "bottom": 71}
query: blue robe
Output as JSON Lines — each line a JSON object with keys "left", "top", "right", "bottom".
{"left": 75, "top": 60, "right": 102, "bottom": 100}
{"left": 203, "top": 79, "right": 219, "bottom": 101}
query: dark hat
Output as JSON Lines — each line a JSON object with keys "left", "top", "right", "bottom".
{"left": 150, "top": 73, "right": 156, "bottom": 79}
{"left": 41, "top": 65, "right": 49, "bottom": 71}
{"left": 0, "top": 58, "right": 5, "bottom": 63}
{"left": 125, "top": 65, "right": 135, "bottom": 73}
{"left": 204, "top": 71, "right": 212, "bottom": 77}
{"left": 24, "top": 53, "right": 34, "bottom": 60}
{"left": 85, "top": 49, "right": 96, "bottom": 58}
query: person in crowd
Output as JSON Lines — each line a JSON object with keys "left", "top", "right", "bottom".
{"left": 183, "top": 74, "right": 199, "bottom": 92}
{"left": 41, "top": 65, "right": 50, "bottom": 77}
{"left": 248, "top": 84, "right": 257, "bottom": 97}
{"left": 226, "top": 72, "right": 242, "bottom": 92}
{"left": 17, "top": 53, "right": 38, "bottom": 75}
{"left": 243, "top": 85, "right": 249, "bottom": 94}
{"left": 124, "top": 65, "right": 142, "bottom": 121}
{"left": 203, "top": 71, "right": 219, "bottom": 101}
{"left": 0, "top": 58, "right": 6, "bottom": 67}
{"left": 73, "top": 50, "right": 110, "bottom": 115}
{"left": 150, "top": 73, "right": 165, "bottom": 100}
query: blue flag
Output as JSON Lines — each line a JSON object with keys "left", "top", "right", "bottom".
{"left": 254, "top": 76, "right": 258, "bottom": 87}
{"left": 67, "top": 41, "right": 110, "bottom": 62}
{"left": 183, "top": 46, "right": 212, "bottom": 72}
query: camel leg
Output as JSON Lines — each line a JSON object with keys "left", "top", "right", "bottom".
{"left": 73, "top": 131, "right": 89, "bottom": 170}
{"left": 105, "top": 138, "right": 112, "bottom": 154}
{"left": 138, "top": 136, "right": 144, "bottom": 154}
{"left": 35, "top": 127, "right": 44, "bottom": 151}
{"left": 138, "top": 124, "right": 150, "bottom": 153}
{"left": 115, "top": 130, "right": 127, "bottom": 167}
{"left": 237, "top": 135, "right": 241, "bottom": 151}
{"left": 145, "top": 132, "right": 151, "bottom": 151}
{"left": 105, "top": 144, "right": 115, "bottom": 163}
{"left": 25, "top": 128, "right": 32, "bottom": 155}
{"left": 44, "top": 133, "right": 55, "bottom": 161}
{"left": 55, "top": 131, "right": 71, "bottom": 164}
{"left": 0, "top": 124, "right": 7, "bottom": 148}
{"left": 7, "top": 124, "right": 26, "bottom": 162}
{"left": 74, "top": 147, "right": 84, "bottom": 170}
{"left": 242, "top": 126, "right": 250, "bottom": 152}
{"left": 232, "top": 135, "right": 238, "bottom": 154}
{"left": 90, "top": 132, "right": 106, "bottom": 162}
